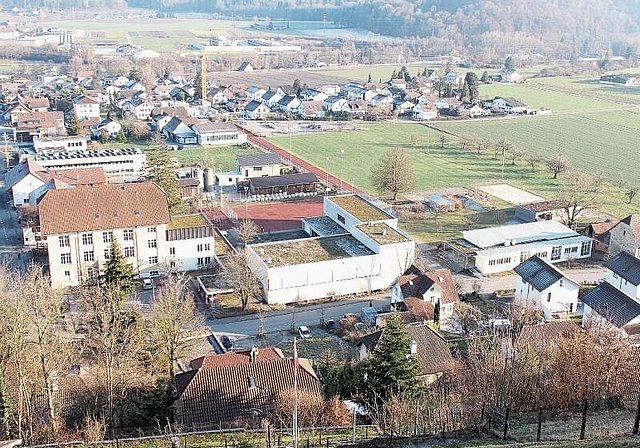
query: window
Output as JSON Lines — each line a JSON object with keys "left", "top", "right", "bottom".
{"left": 148, "top": 239, "right": 157, "bottom": 248}
{"left": 169, "top": 247, "right": 175, "bottom": 255}
{"left": 104, "top": 248, "right": 111, "bottom": 260}
{"left": 559, "top": 279, "right": 563, "bottom": 287}
{"left": 124, "top": 246, "right": 135, "bottom": 258}
{"left": 197, "top": 257, "right": 204, "bottom": 266}
{"left": 59, "top": 235, "right": 70, "bottom": 247}
{"left": 536, "top": 251, "right": 548, "bottom": 258}
{"left": 83, "top": 251, "right": 94, "bottom": 262}
{"left": 205, "top": 256, "right": 211, "bottom": 264}
{"left": 148, "top": 227, "right": 156, "bottom": 233}
{"left": 87, "top": 267, "right": 95, "bottom": 278}
{"left": 60, "top": 253, "right": 72, "bottom": 264}
{"left": 253, "top": 166, "right": 262, "bottom": 171}
{"left": 337, "top": 214, "right": 346, "bottom": 224}
{"left": 488, "top": 257, "right": 512, "bottom": 267}
{"left": 170, "top": 261, "right": 176, "bottom": 268}
{"left": 547, "top": 292, "right": 552, "bottom": 302}
{"left": 103, "top": 231, "right": 113, "bottom": 243}
{"left": 150, "top": 270, "right": 159, "bottom": 276}
{"left": 82, "top": 233, "right": 93, "bottom": 245}
{"left": 64, "top": 270, "right": 71, "bottom": 278}
{"left": 123, "top": 229, "right": 134, "bottom": 241}
{"left": 149, "top": 256, "right": 158, "bottom": 264}
{"left": 581, "top": 240, "right": 591, "bottom": 256}
{"left": 564, "top": 246, "right": 578, "bottom": 255}
{"left": 519, "top": 251, "right": 529, "bottom": 263}
{"left": 551, "top": 246, "right": 561, "bottom": 261}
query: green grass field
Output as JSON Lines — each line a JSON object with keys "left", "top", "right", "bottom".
{"left": 164, "top": 145, "right": 259, "bottom": 171}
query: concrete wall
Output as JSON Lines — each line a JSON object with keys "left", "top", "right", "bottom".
{"left": 607, "top": 223, "right": 640, "bottom": 258}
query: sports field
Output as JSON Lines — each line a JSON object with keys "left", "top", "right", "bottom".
{"left": 166, "top": 145, "right": 259, "bottom": 171}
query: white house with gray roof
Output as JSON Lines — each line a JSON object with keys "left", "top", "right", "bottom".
{"left": 514, "top": 255, "right": 580, "bottom": 320}
{"left": 236, "top": 153, "right": 283, "bottom": 180}
{"left": 245, "top": 194, "right": 415, "bottom": 304}
{"left": 582, "top": 251, "right": 640, "bottom": 340}
{"left": 192, "top": 122, "right": 247, "bottom": 146}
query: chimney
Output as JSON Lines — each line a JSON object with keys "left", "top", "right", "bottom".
{"left": 249, "top": 346, "right": 259, "bottom": 363}
{"left": 409, "top": 340, "right": 417, "bottom": 355}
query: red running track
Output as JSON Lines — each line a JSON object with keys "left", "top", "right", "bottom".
{"left": 244, "top": 129, "right": 365, "bottom": 196}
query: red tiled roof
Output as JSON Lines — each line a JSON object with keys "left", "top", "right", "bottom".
{"left": 190, "top": 347, "right": 284, "bottom": 369}
{"left": 397, "top": 267, "right": 460, "bottom": 305}
{"left": 15, "top": 111, "right": 64, "bottom": 129}
{"left": 517, "top": 321, "right": 581, "bottom": 350}
{"left": 175, "top": 356, "right": 321, "bottom": 428}
{"left": 39, "top": 182, "right": 170, "bottom": 235}
{"left": 589, "top": 220, "right": 617, "bottom": 236}
{"left": 425, "top": 270, "right": 460, "bottom": 305}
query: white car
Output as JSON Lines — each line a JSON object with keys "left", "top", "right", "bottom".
{"left": 298, "top": 326, "right": 311, "bottom": 339}
{"left": 142, "top": 279, "right": 154, "bottom": 290}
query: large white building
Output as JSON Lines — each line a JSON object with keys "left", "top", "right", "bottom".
{"left": 24, "top": 147, "right": 147, "bottom": 182}
{"left": 450, "top": 221, "right": 592, "bottom": 275}
{"left": 38, "top": 183, "right": 217, "bottom": 288}
{"left": 246, "top": 195, "right": 415, "bottom": 304}
{"left": 33, "top": 135, "right": 87, "bottom": 152}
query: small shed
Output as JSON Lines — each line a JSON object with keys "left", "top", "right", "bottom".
{"left": 249, "top": 172, "right": 319, "bottom": 195}
{"left": 426, "top": 194, "right": 456, "bottom": 212}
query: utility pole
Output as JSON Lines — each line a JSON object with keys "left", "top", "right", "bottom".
{"left": 3, "top": 133, "right": 10, "bottom": 169}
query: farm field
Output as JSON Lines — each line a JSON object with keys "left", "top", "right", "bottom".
{"left": 434, "top": 110, "right": 640, "bottom": 181}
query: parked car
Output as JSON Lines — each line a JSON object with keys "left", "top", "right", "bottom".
{"left": 142, "top": 279, "right": 154, "bottom": 290}
{"left": 220, "top": 335, "right": 233, "bottom": 351}
{"left": 325, "top": 319, "right": 337, "bottom": 333}
{"left": 298, "top": 326, "right": 311, "bottom": 339}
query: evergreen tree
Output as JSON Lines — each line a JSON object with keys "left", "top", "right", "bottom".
{"left": 66, "top": 113, "right": 82, "bottom": 136}
{"left": 480, "top": 70, "right": 490, "bottom": 83}
{"left": 362, "top": 313, "right": 422, "bottom": 403}
{"left": 101, "top": 240, "right": 136, "bottom": 296}
{"left": 129, "top": 68, "right": 142, "bottom": 81}
{"left": 434, "top": 301, "right": 441, "bottom": 323}
{"left": 145, "top": 137, "right": 187, "bottom": 216}
{"left": 367, "top": 73, "right": 372, "bottom": 83}
{"left": 99, "top": 129, "right": 109, "bottom": 144}
{"left": 116, "top": 128, "right": 127, "bottom": 143}
{"left": 504, "top": 55, "right": 515, "bottom": 70}
{"left": 391, "top": 69, "right": 398, "bottom": 80}
{"left": 463, "top": 71, "right": 479, "bottom": 101}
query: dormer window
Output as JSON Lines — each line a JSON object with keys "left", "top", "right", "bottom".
{"left": 248, "top": 377, "right": 257, "bottom": 389}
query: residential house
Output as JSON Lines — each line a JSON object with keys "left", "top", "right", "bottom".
{"left": 581, "top": 251, "right": 640, "bottom": 339}
{"left": 347, "top": 100, "right": 367, "bottom": 118}
{"left": 15, "top": 111, "right": 66, "bottom": 140}
{"left": 299, "top": 88, "right": 327, "bottom": 102}
{"left": 38, "top": 183, "right": 171, "bottom": 288}
{"left": 162, "top": 117, "right": 198, "bottom": 145}
{"left": 3, "top": 101, "right": 32, "bottom": 124}
{"left": 23, "top": 97, "right": 50, "bottom": 112}
{"left": 247, "top": 195, "right": 415, "bottom": 304}
{"left": 121, "top": 98, "right": 153, "bottom": 120}
{"left": 243, "top": 100, "right": 271, "bottom": 120}
{"left": 387, "top": 78, "right": 407, "bottom": 90}
{"left": 5, "top": 158, "right": 107, "bottom": 207}
{"left": 206, "top": 86, "right": 230, "bottom": 105}
{"left": 174, "top": 347, "right": 321, "bottom": 429}
{"left": 368, "top": 93, "right": 394, "bottom": 107}
{"left": 72, "top": 95, "right": 100, "bottom": 120}
{"left": 276, "top": 95, "right": 302, "bottom": 115}
{"left": 514, "top": 255, "right": 580, "bottom": 320}
{"left": 356, "top": 324, "right": 454, "bottom": 383}
{"left": 192, "top": 122, "right": 247, "bottom": 147}
{"left": 451, "top": 221, "right": 593, "bottom": 275}
{"left": 122, "top": 79, "right": 146, "bottom": 92}
{"left": 236, "top": 153, "right": 283, "bottom": 180}
{"left": 236, "top": 62, "right": 254, "bottom": 72}
{"left": 391, "top": 266, "right": 460, "bottom": 327}
{"left": 412, "top": 103, "right": 438, "bottom": 121}
{"left": 300, "top": 101, "right": 325, "bottom": 119}
{"left": 323, "top": 96, "right": 350, "bottom": 114}
{"left": 260, "top": 90, "right": 283, "bottom": 108}
{"left": 458, "top": 102, "right": 489, "bottom": 118}
{"left": 393, "top": 99, "right": 415, "bottom": 114}
{"left": 444, "top": 72, "right": 464, "bottom": 86}
{"left": 487, "top": 97, "right": 528, "bottom": 114}
{"left": 245, "top": 86, "right": 267, "bottom": 101}
{"left": 91, "top": 117, "right": 122, "bottom": 140}
{"left": 499, "top": 68, "right": 525, "bottom": 83}
{"left": 605, "top": 215, "right": 640, "bottom": 258}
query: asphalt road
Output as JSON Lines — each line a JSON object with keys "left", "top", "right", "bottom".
{"left": 0, "top": 174, "right": 28, "bottom": 270}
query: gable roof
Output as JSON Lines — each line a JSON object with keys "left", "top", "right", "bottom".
{"left": 605, "top": 251, "right": 640, "bottom": 286}
{"left": 587, "top": 220, "right": 617, "bottom": 237}
{"left": 249, "top": 172, "right": 319, "bottom": 189}
{"left": 581, "top": 282, "right": 640, "bottom": 327}
{"left": 514, "top": 255, "right": 576, "bottom": 292}
{"left": 192, "top": 121, "right": 238, "bottom": 133}
{"left": 39, "top": 183, "right": 170, "bottom": 235}
{"left": 175, "top": 355, "right": 320, "bottom": 428}
{"left": 617, "top": 214, "right": 640, "bottom": 241}
{"left": 236, "top": 153, "right": 282, "bottom": 168}
{"left": 396, "top": 266, "right": 459, "bottom": 305}
{"left": 517, "top": 320, "right": 580, "bottom": 349}
{"left": 357, "top": 324, "right": 453, "bottom": 375}
{"left": 190, "top": 347, "right": 284, "bottom": 369}
{"left": 5, "top": 159, "right": 106, "bottom": 190}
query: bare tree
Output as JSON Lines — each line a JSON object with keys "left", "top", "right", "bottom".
{"left": 527, "top": 154, "right": 544, "bottom": 172}
{"left": 625, "top": 185, "right": 639, "bottom": 204}
{"left": 439, "top": 134, "right": 446, "bottom": 148}
{"left": 149, "top": 274, "right": 206, "bottom": 380}
{"left": 463, "top": 211, "right": 479, "bottom": 230}
{"left": 508, "top": 146, "right": 525, "bottom": 165}
{"left": 236, "top": 219, "right": 259, "bottom": 246}
{"left": 220, "top": 251, "right": 263, "bottom": 311}
{"left": 544, "top": 155, "right": 571, "bottom": 179}
{"left": 558, "top": 170, "right": 603, "bottom": 229}
{"left": 410, "top": 132, "right": 420, "bottom": 147}
{"left": 370, "top": 146, "right": 415, "bottom": 201}
{"left": 450, "top": 302, "right": 483, "bottom": 336}
{"left": 459, "top": 135, "right": 472, "bottom": 152}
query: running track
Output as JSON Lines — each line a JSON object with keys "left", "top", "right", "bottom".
{"left": 243, "top": 129, "right": 365, "bottom": 196}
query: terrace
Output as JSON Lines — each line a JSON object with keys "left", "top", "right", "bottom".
{"left": 355, "top": 222, "right": 409, "bottom": 245}
{"left": 252, "top": 235, "right": 374, "bottom": 267}
{"left": 329, "top": 195, "right": 392, "bottom": 222}
{"left": 213, "top": 228, "right": 235, "bottom": 257}
{"left": 303, "top": 216, "right": 348, "bottom": 237}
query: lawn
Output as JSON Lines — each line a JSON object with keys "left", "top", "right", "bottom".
{"left": 161, "top": 145, "right": 259, "bottom": 171}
